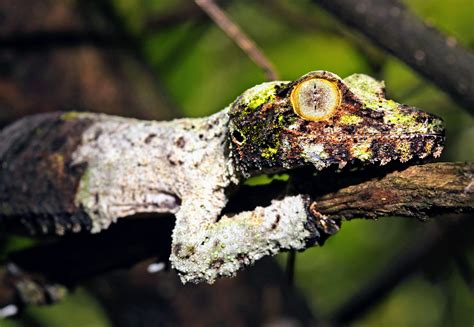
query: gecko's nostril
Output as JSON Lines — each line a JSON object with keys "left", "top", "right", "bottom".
{"left": 232, "top": 130, "right": 245, "bottom": 144}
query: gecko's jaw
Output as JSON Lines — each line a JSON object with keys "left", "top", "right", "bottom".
{"left": 301, "top": 109, "right": 445, "bottom": 168}
{"left": 368, "top": 133, "right": 444, "bottom": 165}
{"left": 386, "top": 106, "right": 445, "bottom": 136}
{"left": 367, "top": 116, "right": 444, "bottom": 164}
{"left": 372, "top": 106, "right": 445, "bottom": 163}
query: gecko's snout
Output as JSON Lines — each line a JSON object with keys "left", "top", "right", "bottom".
{"left": 396, "top": 105, "right": 445, "bottom": 136}
{"left": 373, "top": 105, "right": 446, "bottom": 163}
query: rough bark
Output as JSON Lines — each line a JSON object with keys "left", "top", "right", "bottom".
{"left": 315, "top": 0, "right": 474, "bottom": 112}
{"left": 314, "top": 162, "right": 474, "bottom": 219}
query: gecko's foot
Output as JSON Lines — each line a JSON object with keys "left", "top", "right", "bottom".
{"left": 170, "top": 195, "right": 321, "bottom": 284}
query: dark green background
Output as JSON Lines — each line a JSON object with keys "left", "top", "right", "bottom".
{"left": 3, "top": 0, "right": 474, "bottom": 326}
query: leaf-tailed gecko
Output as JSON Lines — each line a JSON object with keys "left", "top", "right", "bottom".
{"left": 0, "top": 71, "right": 444, "bottom": 283}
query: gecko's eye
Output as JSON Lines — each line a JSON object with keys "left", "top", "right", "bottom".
{"left": 290, "top": 78, "right": 341, "bottom": 121}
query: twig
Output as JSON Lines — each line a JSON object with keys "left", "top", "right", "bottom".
{"left": 454, "top": 254, "right": 474, "bottom": 293}
{"left": 144, "top": 2, "right": 206, "bottom": 32}
{"left": 195, "top": 0, "right": 279, "bottom": 81}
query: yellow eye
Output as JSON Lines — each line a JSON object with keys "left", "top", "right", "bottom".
{"left": 290, "top": 78, "right": 341, "bottom": 121}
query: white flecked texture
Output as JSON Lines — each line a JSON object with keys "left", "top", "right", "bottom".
{"left": 71, "top": 110, "right": 314, "bottom": 283}
{"left": 172, "top": 195, "right": 311, "bottom": 284}
{"left": 72, "top": 109, "right": 237, "bottom": 233}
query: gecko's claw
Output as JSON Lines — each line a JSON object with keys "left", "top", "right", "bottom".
{"left": 308, "top": 201, "right": 340, "bottom": 245}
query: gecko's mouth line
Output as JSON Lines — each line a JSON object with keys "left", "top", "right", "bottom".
{"left": 310, "top": 133, "right": 445, "bottom": 140}
{"left": 341, "top": 133, "right": 444, "bottom": 138}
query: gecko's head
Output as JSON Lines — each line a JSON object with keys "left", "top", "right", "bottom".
{"left": 229, "top": 70, "right": 445, "bottom": 176}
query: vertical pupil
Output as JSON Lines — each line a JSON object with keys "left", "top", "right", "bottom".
{"left": 312, "top": 84, "right": 322, "bottom": 110}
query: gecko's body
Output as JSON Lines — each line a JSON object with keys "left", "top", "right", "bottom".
{"left": 0, "top": 71, "right": 444, "bottom": 283}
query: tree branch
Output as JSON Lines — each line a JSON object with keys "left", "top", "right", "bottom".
{"left": 144, "top": 2, "right": 206, "bottom": 31}
{"left": 314, "top": 0, "right": 474, "bottom": 112}
{"left": 314, "top": 162, "right": 474, "bottom": 220}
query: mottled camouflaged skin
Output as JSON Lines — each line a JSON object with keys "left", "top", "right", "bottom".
{"left": 229, "top": 71, "right": 444, "bottom": 177}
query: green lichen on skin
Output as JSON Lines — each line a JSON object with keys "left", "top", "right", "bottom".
{"left": 229, "top": 81, "right": 293, "bottom": 166}
{"left": 261, "top": 147, "right": 278, "bottom": 159}
{"left": 344, "top": 74, "right": 400, "bottom": 111}
{"left": 240, "top": 82, "right": 280, "bottom": 111}
{"left": 344, "top": 73, "right": 385, "bottom": 98}
{"left": 396, "top": 140, "right": 412, "bottom": 162}
{"left": 384, "top": 110, "right": 417, "bottom": 125}
{"left": 384, "top": 108, "right": 442, "bottom": 135}
{"left": 229, "top": 70, "right": 444, "bottom": 192}
{"left": 339, "top": 114, "right": 363, "bottom": 125}
{"left": 60, "top": 111, "right": 82, "bottom": 121}
{"left": 352, "top": 142, "right": 373, "bottom": 161}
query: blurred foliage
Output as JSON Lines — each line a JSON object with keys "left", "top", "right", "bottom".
{"left": 2, "top": 288, "right": 110, "bottom": 327}
{"left": 2, "top": 0, "right": 474, "bottom": 326}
